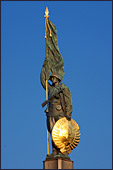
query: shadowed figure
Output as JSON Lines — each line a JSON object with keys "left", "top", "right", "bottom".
{"left": 40, "top": 61, "right": 73, "bottom": 157}
{"left": 41, "top": 10, "right": 73, "bottom": 158}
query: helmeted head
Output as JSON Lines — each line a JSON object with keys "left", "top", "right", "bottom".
{"left": 49, "top": 73, "right": 61, "bottom": 82}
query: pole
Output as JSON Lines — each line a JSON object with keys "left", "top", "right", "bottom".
{"left": 45, "top": 7, "right": 50, "bottom": 155}
{"left": 46, "top": 80, "right": 49, "bottom": 155}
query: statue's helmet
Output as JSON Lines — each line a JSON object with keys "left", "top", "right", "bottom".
{"left": 49, "top": 73, "right": 61, "bottom": 82}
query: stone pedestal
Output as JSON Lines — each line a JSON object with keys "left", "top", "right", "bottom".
{"left": 43, "top": 157, "right": 73, "bottom": 169}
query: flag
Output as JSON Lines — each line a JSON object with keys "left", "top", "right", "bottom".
{"left": 45, "top": 18, "right": 65, "bottom": 81}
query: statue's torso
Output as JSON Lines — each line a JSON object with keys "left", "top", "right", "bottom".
{"left": 48, "top": 84, "right": 65, "bottom": 117}
{"left": 48, "top": 96, "right": 65, "bottom": 117}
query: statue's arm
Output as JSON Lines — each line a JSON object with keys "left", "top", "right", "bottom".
{"left": 63, "top": 87, "right": 73, "bottom": 119}
{"left": 40, "top": 60, "right": 50, "bottom": 90}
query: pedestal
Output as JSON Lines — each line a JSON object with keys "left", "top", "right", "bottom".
{"left": 43, "top": 157, "right": 73, "bottom": 169}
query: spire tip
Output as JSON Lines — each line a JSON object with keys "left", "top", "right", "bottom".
{"left": 44, "top": 7, "right": 49, "bottom": 18}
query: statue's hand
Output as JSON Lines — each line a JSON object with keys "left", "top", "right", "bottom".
{"left": 65, "top": 115, "right": 71, "bottom": 121}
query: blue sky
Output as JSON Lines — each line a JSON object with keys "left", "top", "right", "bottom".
{"left": 1, "top": 1, "right": 112, "bottom": 169}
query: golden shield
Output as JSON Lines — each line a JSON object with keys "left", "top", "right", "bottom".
{"left": 52, "top": 117, "right": 80, "bottom": 154}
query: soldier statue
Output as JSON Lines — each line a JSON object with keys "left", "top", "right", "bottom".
{"left": 40, "top": 59, "right": 72, "bottom": 157}
{"left": 40, "top": 8, "right": 80, "bottom": 159}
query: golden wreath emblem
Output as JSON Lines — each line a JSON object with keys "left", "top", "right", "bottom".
{"left": 52, "top": 117, "right": 80, "bottom": 154}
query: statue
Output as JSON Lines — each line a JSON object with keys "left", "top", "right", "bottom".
{"left": 41, "top": 70, "right": 73, "bottom": 157}
{"left": 40, "top": 7, "right": 80, "bottom": 159}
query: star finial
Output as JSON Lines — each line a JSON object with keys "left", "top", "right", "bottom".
{"left": 44, "top": 7, "right": 49, "bottom": 19}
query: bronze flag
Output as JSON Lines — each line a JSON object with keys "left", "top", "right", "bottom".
{"left": 44, "top": 13, "right": 65, "bottom": 81}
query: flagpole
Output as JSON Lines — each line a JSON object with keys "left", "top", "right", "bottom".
{"left": 46, "top": 80, "right": 49, "bottom": 155}
{"left": 44, "top": 7, "right": 49, "bottom": 156}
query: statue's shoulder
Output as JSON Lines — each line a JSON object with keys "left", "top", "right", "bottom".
{"left": 61, "top": 83, "right": 67, "bottom": 88}
{"left": 60, "top": 83, "right": 70, "bottom": 92}
{"left": 60, "top": 83, "right": 72, "bottom": 100}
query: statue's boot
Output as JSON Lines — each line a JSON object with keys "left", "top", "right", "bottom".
{"left": 63, "top": 152, "right": 70, "bottom": 158}
{"left": 47, "top": 147, "right": 58, "bottom": 158}
{"left": 57, "top": 151, "right": 70, "bottom": 159}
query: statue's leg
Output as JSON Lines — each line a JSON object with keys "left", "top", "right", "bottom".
{"left": 47, "top": 116, "right": 59, "bottom": 156}
{"left": 51, "top": 116, "right": 61, "bottom": 155}
{"left": 52, "top": 140, "right": 59, "bottom": 155}
{"left": 47, "top": 116, "right": 55, "bottom": 133}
